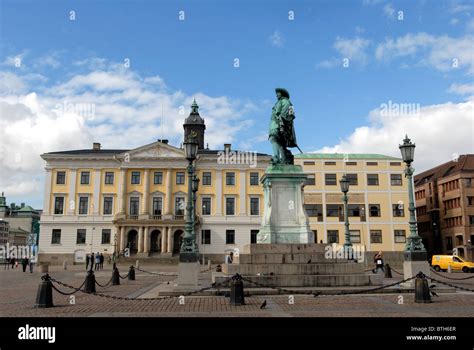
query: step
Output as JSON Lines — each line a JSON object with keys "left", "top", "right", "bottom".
{"left": 223, "top": 262, "right": 365, "bottom": 275}
{"left": 215, "top": 274, "right": 380, "bottom": 287}
{"left": 241, "top": 243, "right": 326, "bottom": 254}
{"left": 237, "top": 253, "right": 353, "bottom": 264}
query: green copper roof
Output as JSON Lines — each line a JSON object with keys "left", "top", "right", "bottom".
{"left": 295, "top": 153, "right": 401, "bottom": 160}
{"left": 17, "top": 205, "right": 36, "bottom": 212}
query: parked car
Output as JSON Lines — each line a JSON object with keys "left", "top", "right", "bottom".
{"left": 431, "top": 255, "right": 474, "bottom": 273}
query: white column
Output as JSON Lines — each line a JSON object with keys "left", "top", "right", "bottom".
{"left": 67, "top": 169, "right": 77, "bottom": 215}
{"left": 118, "top": 169, "right": 127, "bottom": 214}
{"left": 165, "top": 169, "right": 172, "bottom": 214}
{"left": 138, "top": 226, "right": 144, "bottom": 253}
{"left": 43, "top": 169, "right": 52, "bottom": 215}
{"left": 93, "top": 169, "right": 101, "bottom": 215}
{"left": 120, "top": 226, "right": 126, "bottom": 251}
{"left": 167, "top": 227, "right": 173, "bottom": 253}
{"left": 161, "top": 226, "right": 167, "bottom": 253}
{"left": 142, "top": 169, "right": 149, "bottom": 215}
{"left": 215, "top": 170, "right": 222, "bottom": 215}
{"left": 239, "top": 170, "right": 246, "bottom": 215}
{"left": 143, "top": 226, "right": 149, "bottom": 253}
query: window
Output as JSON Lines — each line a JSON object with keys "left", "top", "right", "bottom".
{"left": 202, "top": 172, "right": 212, "bottom": 185}
{"left": 325, "top": 174, "right": 337, "bottom": 186}
{"left": 226, "top": 172, "right": 235, "bottom": 186}
{"left": 470, "top": 216, "right": 474, "bottom": 225}
{"left": 226, "top": 230, "right": 235, "bottom": 244}
{"left": 312, "top": 230, "right": 318, "bottom": 243}
{"left": 305, "top": 204, "right": 322, "bottom": 218}
{"left": 78, "top": 196, "right": 89, "bottom": 215}
{"left": 250, "top": 230, "right": 259, "bottom": 244}
{"left": 346, "top": 161, "right": 357, "bottom": 166}
{"left": 390, "top": 162, "right": 402, "bottom": 166}
{"left": 80, "top": 171, "right": 90, "bottom": 185}
{"left": 303, "top": 161, "right": 315, "bottom": 165}
{"left": 76, "top": 229, "right": 86, "bottom": 244}
{"left": 348, "top": 204, "right": 361, "bottom": 217}
{"left": 51, "top": 229, "right": 61, "bottom": 244}
{"left": 369, "top": 204, "right": 381, "bottom": 217}
{"left": 328, "top": 230, "right": 339, "bottom": 243}
{"left": 54, "top": 197, "right": 64, "bottom": 215}
{"left": 305, "top": 174, "right": 316, "bottom": 186}
{"left": 350, "top": 230, "right": 361, "bottom": 243}
{"left": 250, "top": 172, "right": 259, "bottom": 186}
{"left": 201, "top": 230, "right": 211, "bottom": 244}
{"left": 367, "top": 174, "right": 379, "bottom": 186}
{"left": 154, "top": 172, "right": 163, "bottom": 185}
{"left": 130, "top": 197, "right": 140, "bottom": 215}
{"left": 446, "top": 237, "right": 453, "bottom": 251}
{"left": 105, "top": 172, "right": 114, "bottom": 185}
{"left": 346, "top": 174, "right": 358, "bottom": 185}
{"left": 202, "top": 197, "right": 211, "bottom": 215}
{"left": 367, "top": 162, "right": 378, "bottom": 166}
{"left": 467, "top": 178, "right": 472, "bottom": 188}
{"left": 56, "top": 171, "right": 66, "bottom": 185}
{"left": 152, "top": 197, "right": 162, "bottom": 215}
{"left": 391, "top": 174, "right": 403, "bottom": 186}
{"left": 176, "top": 172, "right": 185, "bottom": 185}
{"left": 468, "top": 197, "right": 474, "bottom": 206}
{"left": 325, "top": 161, "right": 336, "bottom": 165}
{"left": 393, "top": 203, "right": 405, "bottom": 217}
{"left": 131, "top": 171, "right": 140, "bottom": 185}
{"left": 250, "top": 197, "right": 260, "bottom": 215}
{"left": 103, "top": 197, "right": 113, "bottom": 215}
{"left": 394, "top": 230, "right": 406, "bottom": 243}
{"left": 326, "top": 204, "right": 342, "bottom": 217}
{"left": 101, "top": 229, "right": 111, "bottom": 244}
{"left": 370, "top": 230, "right": 382, "bottom": 243}
{"left": 175, "top": 197, "right": 185, "bottom": 215}
{"left": 226, "top": 197, "right": 235, "bottom": 215}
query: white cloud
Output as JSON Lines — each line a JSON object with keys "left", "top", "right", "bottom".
{"left": 269, "top": 31, "right": 285, "bottom": 48}
{"left": 0, "top": 60, "right": 259, "bottom": 203}
{"left": 383, "top": 3, "right": 395, "bottom": 19}
{"left": 375, "top": 33, "right": 474, "bottom": 74}
{"left": 315, "top": 100, "right": 474, "bottom": 172}
{"left": 448, "top": 83, "right": 474, "bottom": 95}
{"left": 315, "top": 58, "right": 340, "bottom": 69}
{"left": 451, "top": 18, "right": 459, "bottom": 25}
{"left": 334, "top": 36, "right": 370, "bottom": 63}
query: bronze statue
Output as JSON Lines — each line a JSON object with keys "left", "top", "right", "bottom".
{"left": 268, "top": 88, "right": 301, "bottom": 165}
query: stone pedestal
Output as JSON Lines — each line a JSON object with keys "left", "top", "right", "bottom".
{"left": 257, "top": 164, "right": 314, "bottom": 244}
{"left": 176, "top": 261, "right": 200, "bottom": 289}
{"left": 401, "top": 251, "right": 430, "bottom": 288}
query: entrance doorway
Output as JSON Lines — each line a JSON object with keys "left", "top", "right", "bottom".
{"left": 127, "top": 229, "right": 138, "bottom": 255}
{"left": 150, "top": 229, "right": 161, "bottom": 253}
{"left": 173, "top": 230, "right": 184, "bottom": 255}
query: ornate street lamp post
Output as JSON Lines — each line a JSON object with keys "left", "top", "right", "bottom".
{"left": 180, "top": 133, "right": 199, "bottom": 262}
{"left": 340, "top": 174, "right": 352, "bottom": 250}
{"left": 399, "top": 135, "right": 426, "bottom": 260}
{"left": 191, "top": 174, "right": 200, "bottom": 229}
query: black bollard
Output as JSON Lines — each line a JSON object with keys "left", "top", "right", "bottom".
{"left": 216, "top": 264, "right": 222, "bottom": 272}
{"left": 112, "top": 267, "right": 120, "bottom": 285}
{"left": 34, "top": 274, "right": 54, "bottom": 308}
{"left": 84, "top": 270, "right": 96, "bottom": 293}
{"left": 414, "top": 272, "right": 432, "bottom": 303}
{"left": 230, "top": 274, "right": 245, "bottom": 306}
{"left": 384, "top": 264, "right": 393, "bottom": 278}
{"left": 128, "top": 265, "right": 135, "bottom": 281}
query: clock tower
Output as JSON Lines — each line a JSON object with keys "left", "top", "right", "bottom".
{"left": 183, "top": 99, "right": 206, "bottom": 149}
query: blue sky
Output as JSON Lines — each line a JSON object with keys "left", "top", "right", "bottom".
{"left": 0, "top": 0, "right": 473, "bottom": 208}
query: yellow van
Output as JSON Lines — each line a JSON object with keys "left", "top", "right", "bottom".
{"left": 431, "top": 255, "right": 474, "bottom": 273}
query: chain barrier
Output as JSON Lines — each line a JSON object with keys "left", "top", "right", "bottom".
{"left": 239, "top": 274, "right": 418, "bottom": 296}
{"left": 47, "top": 274, "right": 233, "bottom": 301}
{"left": 119, "top": 272, "right": 130, "bottom": 280}
{"left": 390, "top": 267, "right": 404, "bottom": 275}
{"left": 201, "top": 265, "right": 219, "bottom": 273}
{"left": 429, "top": 268, "right": 474, "bottom": 281}
{"left": 428, "top": 275, "right": 474, "bottom": 293}
{"left": 48, "top": 276, "right": 86, "bottom": 296}
{"left": 95, "top": 277, "right": 113, "bottom": 288}
{"left": 135, "top": 267, "right": 178, "bottom": 277}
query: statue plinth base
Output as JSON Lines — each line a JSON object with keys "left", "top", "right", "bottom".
{"left": 257, "top": 164, "right": 314, "bottom": 244}
{"left": 401, "top": 250, "right": 430, "bottom": 288}
{"left": 176, "top": 261, "right": 200, "bottom": 289}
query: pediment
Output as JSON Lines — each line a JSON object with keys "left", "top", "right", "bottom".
{"left": 118, "top": 141, "right": 184, "bottom": 160}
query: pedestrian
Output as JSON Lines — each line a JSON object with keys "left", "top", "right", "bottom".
{"left": 374, "top": 251, "right": 384, "bottom": 273}
{"left": 10, "top": 257, "right": 15, "bottom": 269}
{"left": 86, "top": 254, "right": 90, "bottom": 270}
{"left": 4, "top": 257, "right": 9, "bottom": 270}
{"left": 95, "top": 252, "right": 100, "bottom": 271}
{"left": 225, "top": 252, "right": 233, "bottom": 264}
{"left": 99, "top": 253, "right": 104, "bottom": 270}
{"left": 29, "top": 259, "right": 34, "bottom": 273}
{"left": 21, "top": 256, "right": 29, "bottom": 272}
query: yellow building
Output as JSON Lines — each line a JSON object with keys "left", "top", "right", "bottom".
{"left": 38, "top": 102, "right": 410, "bottom": 264}
{"left": 295, "top": 154, "right": 410, "bottom": 252}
